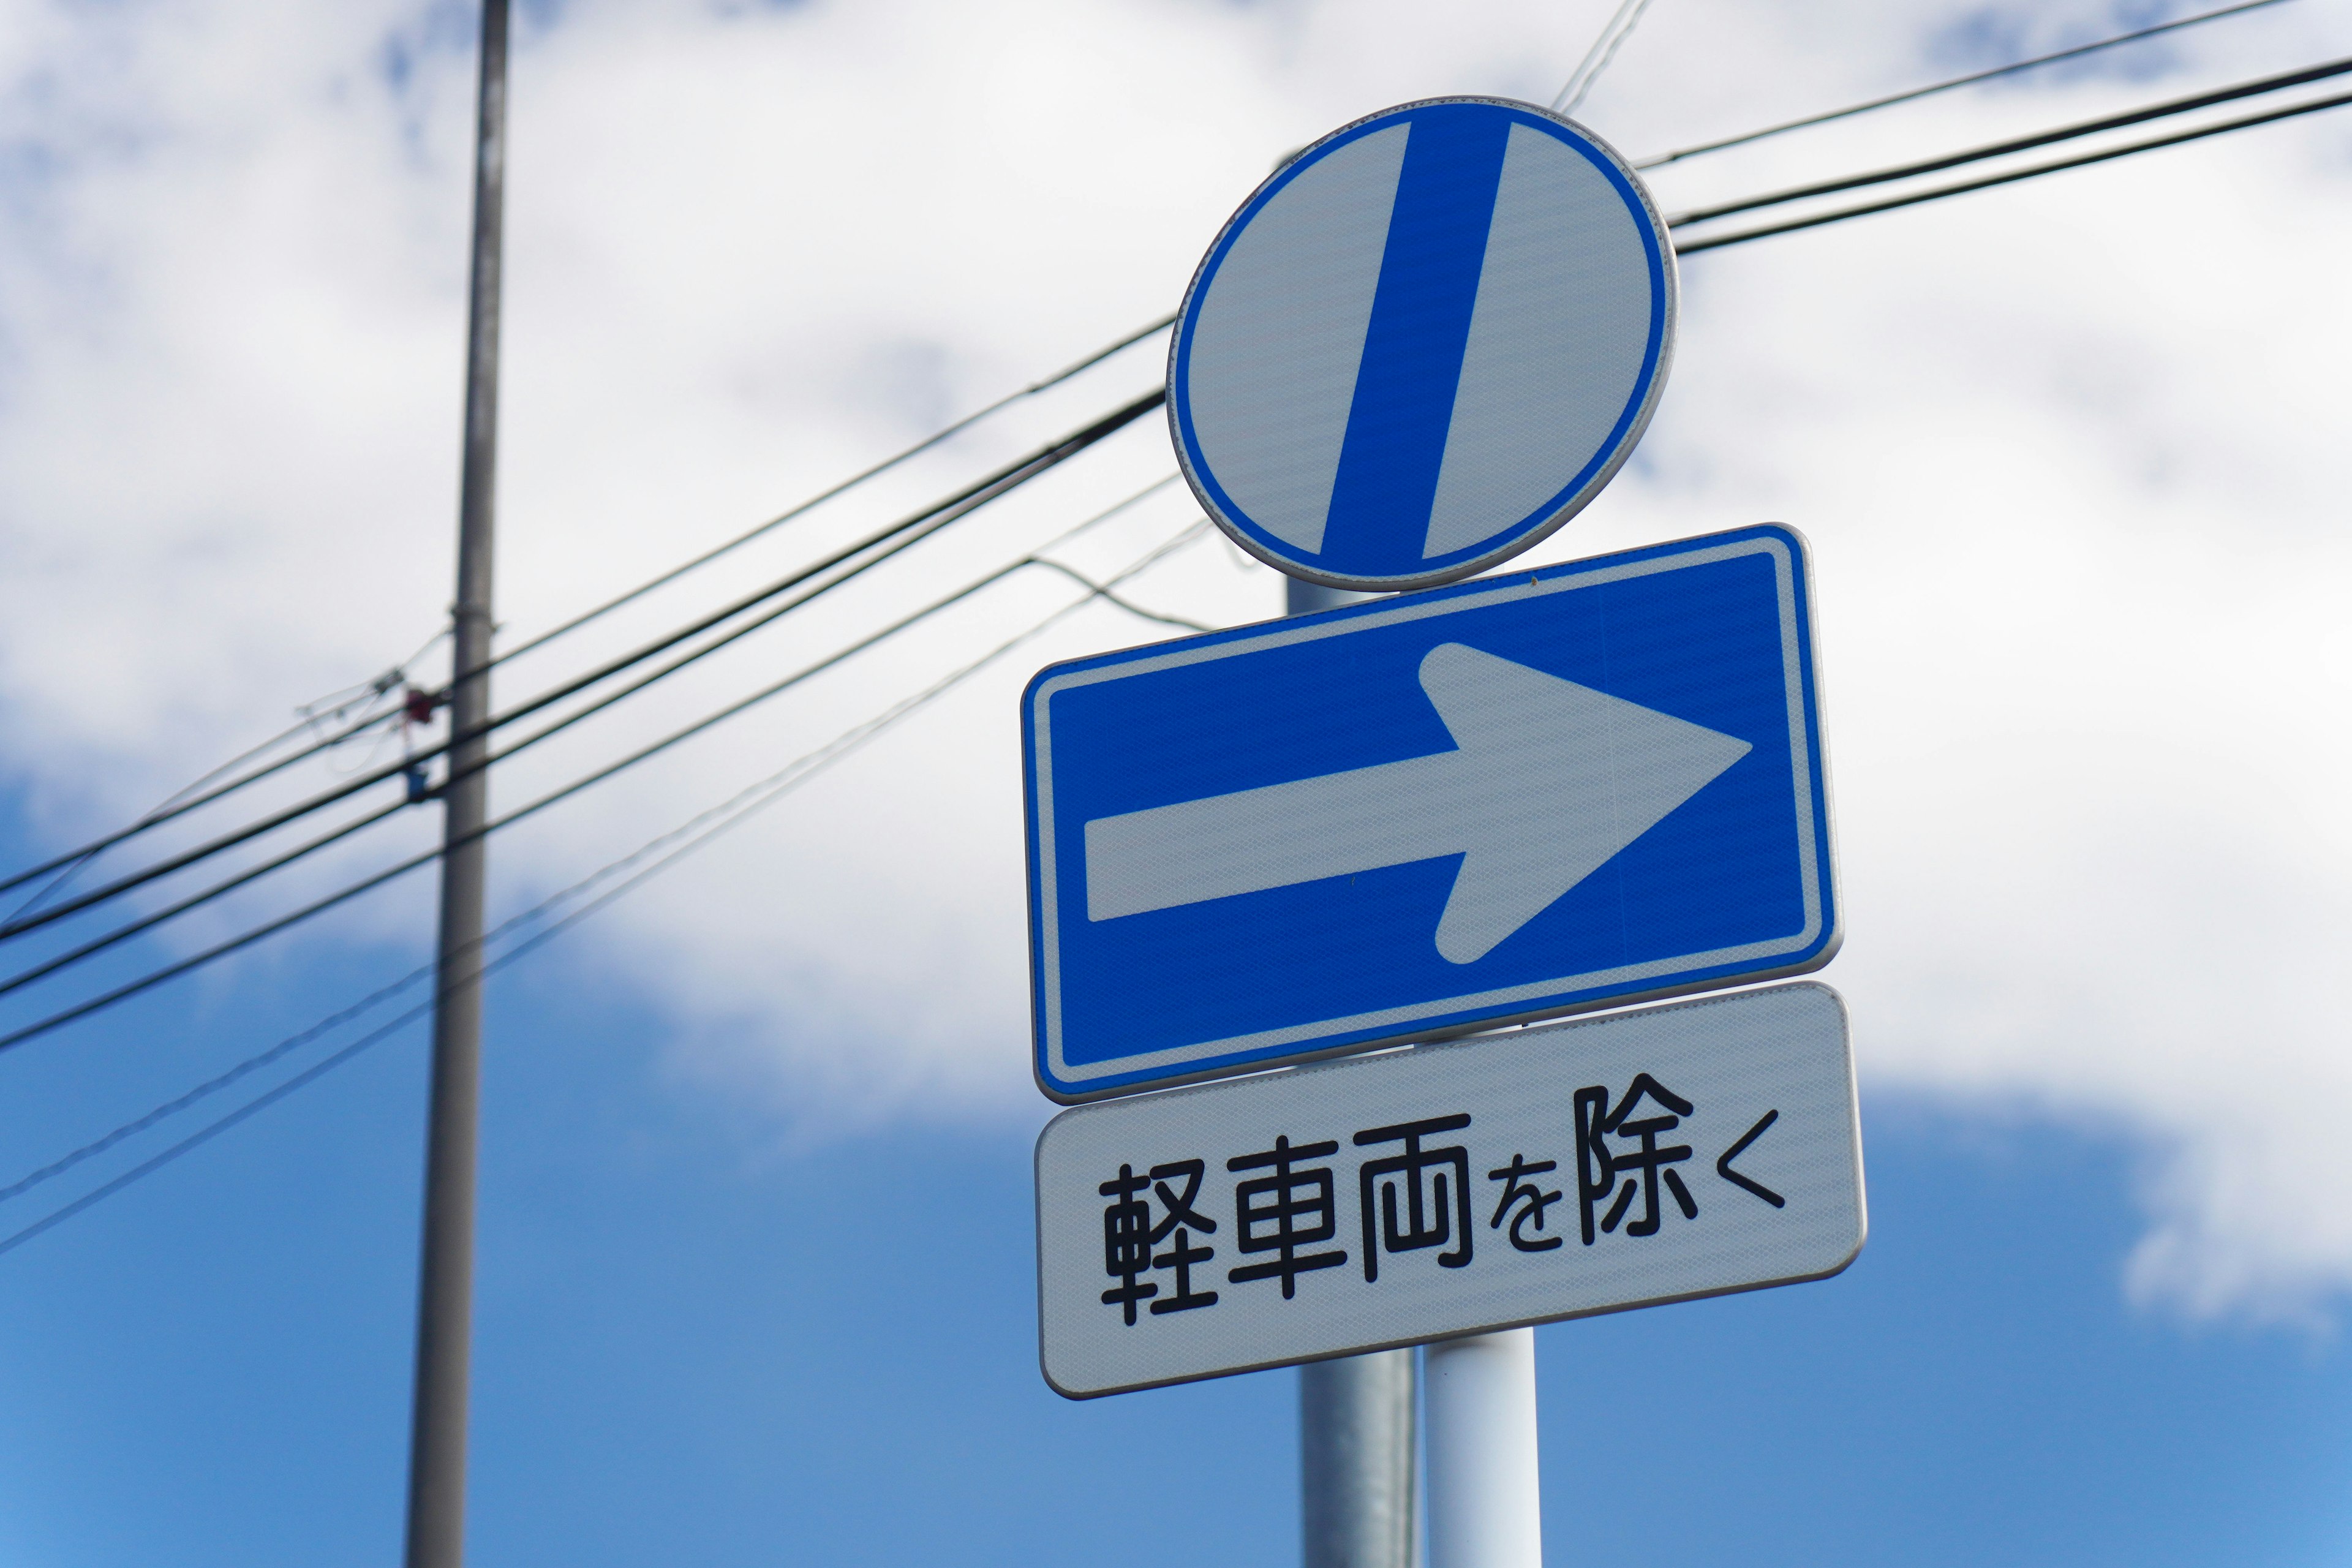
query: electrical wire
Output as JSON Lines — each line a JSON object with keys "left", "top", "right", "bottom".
{"left": 481, "top": 315, "right": 1175, "bottom": 674}
{"left": 10, "top": 48, "right": 2335, "bottom": 986}
{"left": 1553, "top": 0, "right": 1660, "bottom": 116}
{"left": 0, "top": 1003, "right": 432, "bottom": 1259}
{"left": 12, "top": 47, "right": 2332, "bottom": 1039}
{"left": 0, "top": 2, "right": 2316, "bottom": 926}
{"left": 0, "top": 355, "right": 1170, "bottom": 908}
{"left": 10, "top": 43, "right": 2339, "bottom": 953}
{"left": 0, "top": 627, "right": 445, "bottom": 915}
{"left": 0, "top": 474, "right": 1196, "bottom": 1003}
{"left": 1636, "top": 0, "right": 2296, "bottom": 168}
{"left": 6, "top": 42, "right": 2343, "bottom": 1249}
{"left": 0, "top": 801, "right": 408, "bottom": 1002}
{"left": 1665, "top": 51, "right": 2352, "bottom": 227}
{"left": 0, "top": 391, "right": 1165, "bottom": 939}
{"left": 0, "top": 488, "right": 1202, "bottom": 1049}
{"left": 1673, "top": 79, "right": 2352, "bottom": 252}
{"left": 0, "top": 968, "right": 437, "bottom": 1207}
{"left": 0, "top": 522, "right": 1216, "bottom": 1258}
{"left": 2, "top": 696, "right": 405, "bottom": 924}
{"left": 13, "top": 302, "right": 1166, "bottom": 925}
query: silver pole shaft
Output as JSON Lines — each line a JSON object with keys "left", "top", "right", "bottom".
{"left": 1424, "top": 1330, "right": 1542, "bottom": 1568}
{"left": 1287, "top": 575, "right": 1419, "bottom": 1568}
{"left": 404, "top": 2, "right": 507, "bottom": 1564}
{"left": 1302, "top": 1351, "right": 1419, "bottom": 1568}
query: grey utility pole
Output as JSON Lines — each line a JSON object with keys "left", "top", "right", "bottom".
{"left": 1288, "top": 577, "right": 1419, "bottom": 1568}
{"left": 404, "top": 1, "right": 508, "bottom": 1564}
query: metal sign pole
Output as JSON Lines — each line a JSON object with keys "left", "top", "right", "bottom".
{"left": 1424, "top": 1329, "right": 1541, "bottom": 1568}
{"left": 404, "top": 2, "right": 507, "bottom": 1564}
{"left": 1037, "top": 95, "right": 1850, "bottom": 1568}
{"left": 1302, "top": 1351, "right": 1417, "bottom": 1568}
{"left": 1287, "top": 577, "right": 1419, "bottom": 1568}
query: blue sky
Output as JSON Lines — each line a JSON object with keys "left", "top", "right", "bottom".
{"left": 2, "top": 0, "right": 2351, "bottom": 1562}
{"left": 3, "top": 919, "right": 2351, "bottom": 1565}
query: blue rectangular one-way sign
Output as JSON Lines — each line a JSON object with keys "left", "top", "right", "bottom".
{"left": 1022, "top": 524, "right": 1838, "bottom": 1102}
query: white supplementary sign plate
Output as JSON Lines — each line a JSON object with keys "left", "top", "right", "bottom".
{"left": 1035, "top": 982, "right": 1864, "bottom": 1398}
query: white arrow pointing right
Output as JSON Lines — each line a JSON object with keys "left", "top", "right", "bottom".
{"left": 1084, "top": 643, "right": 1752, "bottom": 964}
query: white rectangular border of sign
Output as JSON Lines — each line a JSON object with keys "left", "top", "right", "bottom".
{"left": 1035, "top": 981, "right": 1865, "bottom": 1399}
{"left": 1026, "top": 526, "right": 1840, "bottom": 1102}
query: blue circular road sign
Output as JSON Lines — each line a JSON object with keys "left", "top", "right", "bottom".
{"left": 1169, "top": 97, "right": 1677, "bottom": 592}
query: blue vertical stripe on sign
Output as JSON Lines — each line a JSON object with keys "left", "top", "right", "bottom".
{"left": 1322, "top": 105, "right": 1512, "bottom": 568}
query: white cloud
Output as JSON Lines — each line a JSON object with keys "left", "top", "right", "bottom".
{"left": 1, "top": 0, "right": 2350, "bottom": 1318}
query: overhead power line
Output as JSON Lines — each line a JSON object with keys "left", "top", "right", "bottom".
{"left": 0, "top": 1, "right": 2323, "bottom": 934}
{"left": 6, "top": 38, "right": 2342, "bottom": 1225}
{"left": 0, "top": 359, "right": 1167, "bottom": 911}
{"left": 483, "top": 318, "right": 1175, "bottom": 676}
{"left": 12, "top": 50, "right": 2334, "bottom": 952}
{"left": 0, "top": 320, "right": 1171, "bottom": 918}
{"left": 0, "top": 1000, "right": 435, "bottom": 1259}
{"left": 9, "top": 42, "right": 2332, "bottom": 1043}
{"left": 0, "top": 521, "right": 1215, "bottom": 1259}
{"left": 2, "top": 694, "right": 407, "bottom": 925}
{"left": 0, "top": 468, "right": 1193, "bottom": 1005}
{"left": 1667, "top": 51, "right": 2352, "bottom": 227}
{"left": 1673, "top": 78, "right": 2352, "bottom": 252}
{"left": 1553, "top": 0, "right": 1660, "bottom": 116}
{"left": 0, "top": 307, "right": 1172, "bottom": 924}
{"left": 0, "top": 392, "right": 1166, "bottom": 940}
{"left": 0, "top": 483, "right": 1202, "bottom": 1050}
{"left": 0, "top": 965, "right": 439, "bottom": 1208}
{"left": 1636, "top": 0, "right": 2296, "bottom": 168}
{"left": 0, "top": 633, "right": 446, "bottom": 912}
{"left": 10, "top": 45, "right": 2337, "bottom": 957}
{"left": 0, "top": 798, "right": 410, "bottom": 1003}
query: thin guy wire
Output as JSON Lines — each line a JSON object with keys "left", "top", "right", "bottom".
{"left": 0, "top": 392, "right": 1163, "bottom": 936}
{"left": 0, "top": 51, "right": 2337, "bottom": 1242}
{"left": 481, "top": 315, "right": 1176, "bottom": 674}
{"left": 8, "top": 48, "right": 2322, "bottom": 991}
{"left": 0, "top": 798, "right": 410, "bottom": 1001}
{"left": 2, "top": 700, "right": 404, "bottom": 924}
{"left": 1635, "top": 0, "right": 2296, "bottom": 168}
{"left": 0, "top": 7, "right": 2307, "bottom": 913}
{"left": 3, "top": 60, "right": 2334, "bottom": 1043}
{"left": 0, "top": 491, "right": 1200, "bottom": 1051}
{"left": 1554, "top": 0, "right": 1659, "bottom": 115}
{"left": 0, "top": 305, "right": 1163, "bottom": 902}
{"left": 17, "top": 62, "right": 2324, "bottom": 1023}
{"left": 0, "top": 525, "right": 1215, "bottom": 1257}
{"left": 0, "top": 475, "right": 1186, "bottom": 1001}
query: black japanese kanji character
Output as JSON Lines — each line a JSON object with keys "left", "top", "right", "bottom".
{"left": 1487, "top": 1153, "right": 1564, "bottom": 1252}
{"left": 1227, "top": 1135, "right": 1348, "bottom": 1298}
{"left": 1574, "top": 1074, "right": 1699, "bottom": 1244}
{"left": 1098, "top": 1158, "right": 1220, "bottom": 1324}
{"left": 1354, "top": 1114, "right": 1472, "bottom": 1281}
{"left": 1100, "top": 1164, "right": 1158, "bottom": 1324}
{"left": 1146, "top": 1159, "right": 1220, "bottom": 1316}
